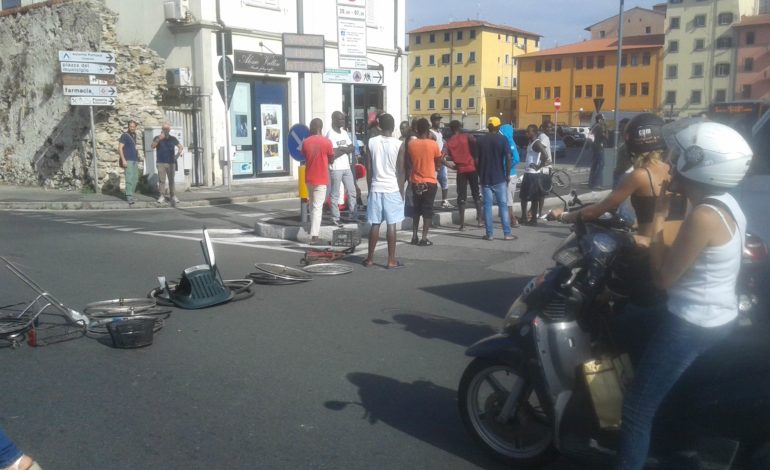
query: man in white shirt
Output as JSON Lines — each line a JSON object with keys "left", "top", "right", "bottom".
{"left": 362, "top": 113, "right": 405, "bottom": 269}
{"left": 430, "top": 113, "right": 451, "bottom": 208}
{"left": 326, "top": 111, "right": 359, "bottom": 225}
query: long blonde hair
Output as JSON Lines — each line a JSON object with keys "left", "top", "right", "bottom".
{"left": 632, "top": 149, "right": 665, "bottom": 169}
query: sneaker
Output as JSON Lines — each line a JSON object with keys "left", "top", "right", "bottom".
{"left": 157, "top": 196, "right": 166, "bottom": 204}
{"left": 331, "top": 218, "right": 343, "bottom": 227}
{"left": 173, "top": 196, "right": 180, "bottom": 204}
{"left": 441, "top": 200, "right": 452, "bottom": 209}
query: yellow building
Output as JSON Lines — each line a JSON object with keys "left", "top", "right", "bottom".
{"left": 517, "top": 35, "right": 664, "bottom": 127}
{"left": 407, "top": 20, "right": 541, "bottom": 129}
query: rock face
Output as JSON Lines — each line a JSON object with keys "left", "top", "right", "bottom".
{"left": 0, "top": 0, "right": 167, "bottom": 192}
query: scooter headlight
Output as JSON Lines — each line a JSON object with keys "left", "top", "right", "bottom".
{"left": 503, "top": 296, "right": 528, "bottom": 330}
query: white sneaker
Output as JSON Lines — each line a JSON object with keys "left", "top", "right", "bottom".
{"left": 157, "top": 196, "right": 166, "bottom": 204}
{"left": 173, "top": 196, "right": 180, "bottom": 204}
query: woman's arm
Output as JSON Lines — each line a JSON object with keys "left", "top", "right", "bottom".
{"left": 557, "top": 170, "right": 640, "bottom": 223}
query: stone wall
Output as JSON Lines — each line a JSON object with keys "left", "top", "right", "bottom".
{"left": 0, "top": 0, "right": 167, "bottom": 192}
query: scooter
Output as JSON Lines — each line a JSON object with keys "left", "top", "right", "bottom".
{"left": 457, "top": 202, "right": 770, "bottom": 469}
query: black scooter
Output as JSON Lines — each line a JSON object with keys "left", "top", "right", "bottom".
{"left": 457, "top": 201, "right": 770, "bottom": 469}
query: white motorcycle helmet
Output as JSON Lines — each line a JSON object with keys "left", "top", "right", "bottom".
{"left": 662, "top": 120, "right": 753, "bottom": 189}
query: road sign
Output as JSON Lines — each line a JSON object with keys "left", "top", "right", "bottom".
{"left": 288, "top": 123, "right": 310, "bottom": 162}
{"left": 554, "top": 97, "right": 561, "bottom": 111}
{"left": 58, "top": 51, "right": 115, "bottom": 64}
{"left": 322, "top": 68, "right": 383, "bottom": 85}
{"left": 60, "top": 61, "right": 116, "bottom": 75}
{"left": 594, "top": 98, "right": 605, "bottom": 113}
{"left": 216, "top": 81, "right": 236, "bottom": 109}
{"left": 62, "top": 74, "right": 116, "bottom": 86}
{"left": 63, "top": 85, "right": 117, "bottom": 97}
{"left": 70, "top": 96, "right": 116, "bottom": 106}
{"left": 218, "top": 57, "right": 234, "bottom": 81}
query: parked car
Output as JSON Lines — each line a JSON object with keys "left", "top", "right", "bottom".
{"left": 557, "top": 126, "right": 587, "bottom": 147}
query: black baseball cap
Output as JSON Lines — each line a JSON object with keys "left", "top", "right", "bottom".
{"left": 430, "top": 113, "right": 442, "bottom": 121}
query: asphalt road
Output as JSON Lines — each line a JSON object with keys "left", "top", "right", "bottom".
{"left": 0, "top": 200, "right": 582, "bottom": 470}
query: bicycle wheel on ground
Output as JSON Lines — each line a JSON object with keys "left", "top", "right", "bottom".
{"left": 549, "top": 169, "right": 572, "bottom": 197}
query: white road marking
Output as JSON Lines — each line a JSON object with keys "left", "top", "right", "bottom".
{"left": 64, "top": 220, "right": 92, "bottom": 224}
{"left": 115, "top": 227, "right": 142, "bottom": 232}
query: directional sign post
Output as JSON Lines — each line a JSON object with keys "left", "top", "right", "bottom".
{"left": 70, "top": 97, "right": 116, "bottom": 106}
{"left": 59, "top": 50, "right": 118, "bottom": 191}
{"left": 60, "top": 62, "right": 116, "bottom": 75}
{"left": 322, "top": 68, "right": 384, "bottom": 85}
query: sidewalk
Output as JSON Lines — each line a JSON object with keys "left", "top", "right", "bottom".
{"left": 0, "top": 180, "right": 299, "bottom": 211}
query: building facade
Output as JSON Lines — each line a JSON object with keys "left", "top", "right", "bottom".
{"left": 585, "top": 6, "right": 666, "bottom": 39}
{"left": 734, "top": 13, "right": 770, "bottom": 101}
{"left": 661, "top": 0, "right": 759, "bottom": 118}
{"left": 99, "top": 0, "right": 406, "bottom": 186}
{"left": 407, "top": 21, "right": 540, "bottom": 129}
{"left": 517, "top": 36, "right": 664, "bottom": 127}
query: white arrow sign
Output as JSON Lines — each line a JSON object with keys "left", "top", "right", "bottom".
{"left": 60, "top": 62, "right": 116, "bottom": 75}
{"left": 63, "top": 85, "right": 118, "bottom": 97}
{"left": 58, "top": 51, "right": 116, "bottom": 64}
{"left": 70, "top": 96, "right": 116, "bottom": 106}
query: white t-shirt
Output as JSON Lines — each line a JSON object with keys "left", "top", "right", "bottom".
{"left": 368, "top": 135, "right": 402, "bottom": 193}
{"left": 326, "top": 128, "right": 352, "bottom": 171}
{"left": 429, "top": 128, "right": 444, "bottom": 152}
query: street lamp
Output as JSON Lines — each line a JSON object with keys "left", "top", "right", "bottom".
{"left": 461, "top": 111, "right": 466, "bottom": 128}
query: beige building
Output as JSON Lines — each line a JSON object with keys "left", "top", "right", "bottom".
{"left": 585, "top": 6, "right": 667, "bottom": 39}
{"left": 407, "top": 20, "right": 540, "bottom": 129}
{"left": 662, "top": 0, "right": 760, "bottom": 118}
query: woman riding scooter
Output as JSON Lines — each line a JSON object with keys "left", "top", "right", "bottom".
{"left": 615, "top": 120, "right": 753, "bottom": 469}
{"left": 550, "top": 114, "right": 681, "bottom": 348}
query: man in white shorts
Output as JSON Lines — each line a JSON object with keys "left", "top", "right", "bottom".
{"left": 362, "top": 113, "right": 405, "bottom": 269}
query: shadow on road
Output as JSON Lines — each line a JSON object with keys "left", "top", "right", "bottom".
{"left": 325, "top": 372, "right": 506, "bottom": 469}
{"left": 373, "top": 309, "right": 496, "bottom": 348}
{"left": 420, "top": 276, "right": 530, "bottom": 317}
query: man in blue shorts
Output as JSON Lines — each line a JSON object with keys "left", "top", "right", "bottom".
{"left": 362, "top": 113, "right": 405, "bottom": 269}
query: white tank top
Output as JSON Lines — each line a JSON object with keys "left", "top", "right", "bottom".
{"left": 368, "top": 135, "right": 402, "bottom": 193}
{"left": 667, "top": 193, "right": 746, "bottom": 328}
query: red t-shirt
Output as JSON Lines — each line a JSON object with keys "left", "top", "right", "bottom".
{"left": 444, "top": 133, "right": 476, "bottom": 174}
{"left": 302, "top": 134, "right": 334, "bottom": 185}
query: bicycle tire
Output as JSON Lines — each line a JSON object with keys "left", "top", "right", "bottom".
{"left": 86, "top": 316, "right": 164, "bottom": 337}
{"left": 83, "top": 298, "right": 157, "bottom": 316}
{"left": 550, "top": 169, "right": 572, "bottom": 196}
{"left": 248, "top": 272, "right": 304, "bottom": 285}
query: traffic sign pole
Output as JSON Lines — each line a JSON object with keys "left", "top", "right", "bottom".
{"left": 553, "top": 98, "right": 561, "bottom": 167}
{"left": 89, "top": 105, "right": 98, "bottom": 191}
{"left": 220, "top": 31, "right": 232, "bottom": 192}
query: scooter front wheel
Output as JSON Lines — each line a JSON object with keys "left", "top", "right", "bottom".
{"left": 458, "top": 357, "right": 555, "bottom": 467}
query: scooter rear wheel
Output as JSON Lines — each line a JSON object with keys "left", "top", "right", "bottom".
{"left": 458, "top": 357, "right": 556, "bottom": 467}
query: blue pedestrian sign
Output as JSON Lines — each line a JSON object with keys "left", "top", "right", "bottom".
{"left": 288, "top": 123, "right": 310, "bottom": 162}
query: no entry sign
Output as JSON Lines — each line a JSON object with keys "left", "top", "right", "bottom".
{"left": 554, "top": 97, "right": 561, "bottom": 111}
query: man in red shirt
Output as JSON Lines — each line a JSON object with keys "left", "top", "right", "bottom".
{"left": 443, "top": 120, "right": 481, "bottom": 230}
{"left": 302, "top": 118, "right": 334, "bottom": 244}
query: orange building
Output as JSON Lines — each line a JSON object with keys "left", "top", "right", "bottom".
{"left": 517, "top": 35, "right": 664, "bottom": 127}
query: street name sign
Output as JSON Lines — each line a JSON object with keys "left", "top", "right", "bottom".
{"left": 63, "top": 85, "right": 118, "bottom": 97}
{"left": 60, "top": 61, "right": 116, "bottom": 75}
{"left": 61, "top": 74, "right": 116, "bottom": 86}
{"left": 322, "top": 68, "right": 383, "bottom": 85}
{"left": 70, "top": 96, "right": 116, "bottom": 106}
{"left": 58, "top": 51, "right": 115, "bottom": 64}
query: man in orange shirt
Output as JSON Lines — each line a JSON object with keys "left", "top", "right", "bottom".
{"left": 407, "top": 118, "right": 441, "bottom": 246}
{"left": 301, "top": 118, "right": 334, "bottom": 245}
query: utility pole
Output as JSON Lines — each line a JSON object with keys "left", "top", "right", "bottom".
{"left": 612, "top": 0, "right": 625, "bottom": 150}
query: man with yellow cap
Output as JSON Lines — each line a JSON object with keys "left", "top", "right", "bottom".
{"left": 475, "top": 116, "right": 514, "bottom": 240}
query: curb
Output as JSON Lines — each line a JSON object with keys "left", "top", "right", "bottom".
{"left": 254, "top": 190, "right": 611, "bottom": 242}
{"left": 0, "top": 191, "right": 299, "bottom": 211}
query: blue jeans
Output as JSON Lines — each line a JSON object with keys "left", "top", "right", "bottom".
{"left": 0, "top": 427, "right": 22, "bottom": 467}
{"left": 437, "top": 165, "right": 448, "bottom": 190}
{"left": 482, "top": 182, "right": 511, "bottom": 237}
{"left": 616, "top": 313, "right": 735, "bottom": 470}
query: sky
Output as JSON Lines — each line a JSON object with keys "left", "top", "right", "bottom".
{"left": 405, "top": 0, "right": 663, "bottom": 50}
